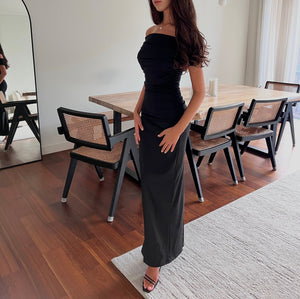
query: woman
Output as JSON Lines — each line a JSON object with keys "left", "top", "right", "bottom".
{"left": 0, "top": 43, "right": 9, "bottom": 140}
{"left": 134, "top": 0, "right": 209, "bottom": 293}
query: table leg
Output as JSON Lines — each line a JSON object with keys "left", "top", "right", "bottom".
{"left": 113, "top": 111, "right": 122, "bottom": 134}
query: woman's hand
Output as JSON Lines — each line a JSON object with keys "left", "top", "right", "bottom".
{"left": 134, "top": 111, "right": 144, "bottom": 144}
{"left": 158, "top": 126, "right": 181, "bottom": 154}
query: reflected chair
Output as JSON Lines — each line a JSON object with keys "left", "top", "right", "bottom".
{"left": 265, "top": 81, "right": 300, "bottom": 152}
{"left": 190, "top": 102, "right": 244, "bottom": 186}
{"left": 57, "top": 107, "right": 140, "bottom": 222}
{"left": 236, "top": 98, "right": 287, "bottom": 171}
{"left": 0, "top": 91, "right": 40, "bottom": 150}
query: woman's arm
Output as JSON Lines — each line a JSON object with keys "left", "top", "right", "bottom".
{"left": 133, "top": 84, "right": 145, "bottom": 144}
{"left": 158, "top": 66, "right": 205, "bottom": 153}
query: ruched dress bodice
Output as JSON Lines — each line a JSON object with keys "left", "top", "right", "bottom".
{"left": 137, "top": 33, "right": 186, "bottom": 123}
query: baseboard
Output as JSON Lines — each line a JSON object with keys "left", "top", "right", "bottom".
{"left": 42, "top": 141, "right": 73, "bottom": 155}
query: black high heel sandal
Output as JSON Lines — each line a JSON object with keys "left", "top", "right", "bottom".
{"left": 142, "top": 274, "right": 159, "bottom": 293}
{"left": 142, "top": 267, "right": 161, "bottom": 293}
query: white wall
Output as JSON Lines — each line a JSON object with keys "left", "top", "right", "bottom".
{"left": 0, "top": 14, "right": 35, "bottom": 97}
{"left": 23, "top": 0, "right": 250, "bottom": 154}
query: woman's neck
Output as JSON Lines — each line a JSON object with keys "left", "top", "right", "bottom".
{"left": 162, "top": 8, "right": 173, "bottom": 26}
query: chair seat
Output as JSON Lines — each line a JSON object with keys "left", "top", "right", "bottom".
{"left": 235, "top": 125, "right": 273, "bottom": 139}
{"left": 190, "top": 131, "right": 231, "bottom": 153}
{"left": 71, "top": 141, "right": 124, "bottom": 165}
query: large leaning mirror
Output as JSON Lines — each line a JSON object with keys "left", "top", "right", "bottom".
{"left": 0, "top": 0, "right": 41, "bottom": 169}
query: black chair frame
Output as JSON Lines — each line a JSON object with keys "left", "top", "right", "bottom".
{"left": 265, "top": 81, "right": 300, "bottom": 152}
{"left": 57, "top": 107, "right": 141, "bottom": 222}
{"left": 191, "top": 102, "right": 244, "bottom": 186}
{"left": 237, "top": 98, "right": 287, "bottom": 170}
{"left": 1, "top": 99, "right": 40, "bottom": 150}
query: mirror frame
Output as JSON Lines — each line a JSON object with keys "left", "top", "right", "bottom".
{"left": 22, "top": 0, "right": 42, "bottom": 158}
{"left": 0, "top": 0, "right": 42, "bottom": 169}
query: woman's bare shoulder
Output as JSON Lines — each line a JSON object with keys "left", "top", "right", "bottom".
{"left": 145, "top": 25, "right": 157, "bottom": 37}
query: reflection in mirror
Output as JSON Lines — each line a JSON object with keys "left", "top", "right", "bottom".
{"left": 0, "top": 0, "right": 41, "bottom": 169}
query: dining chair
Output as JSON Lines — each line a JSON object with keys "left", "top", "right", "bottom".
{"left": 235, "top": 98, "right": 287, "bottom": 171}
{"left": 57, "top": 107, "right": 140, "bottom": 222}
{"left": 0, "top": 91, "right": 40, "bottom": 150}
{"left": 2, "top": 99, "right": 40, "bottom": 151}
{"left": 190, "top": 102, "right": 244, "bottom": 186}
{"left": 265, "top": 81, "right": 300, "bottom": 152}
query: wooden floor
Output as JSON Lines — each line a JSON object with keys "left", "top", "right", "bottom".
{"left": 0, "top": 120, "right": 299, "bottom": 299}
{"left": 0, "top": 138, "right": 41, "bottom": 170}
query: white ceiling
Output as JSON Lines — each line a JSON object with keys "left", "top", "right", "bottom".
{"left": 0, "top": 0, "right": 27, "bottom": 15}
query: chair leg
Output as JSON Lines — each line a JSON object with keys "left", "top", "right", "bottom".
{"left": 266, "top": 137, "right": 276, "bottom": 170}
{"left": 275, "top": 106, "right": 289, "bottom": 153}
{"left": 223, "top": 147, "right": 238, "bottom": 185}
{"left": 288, "top": 107, "right": 296, "bottom": 147}
{"left": 240, "top": 141, "right": 250, "bottom": 154}
{"left": 208, "top": 153, "right": 216, "bottom": 165}
{"left": 94, "top": 165, "right": 104, "bottom": 181}
{"left": 186, "top": 137, "right": 204, "bottom": 202}
{"left": 230, "top": 134, "right": 245, "bottom": 181}
{"left": 196, "top": 156, "right": 204, "bottom": 167}
{"left": 26, "top": 118, "right": 40, "bottom": 142}
{"left": 107, "top": 139, "right": 130, "bottom": 222}
{"left": 4, "top": 120, "right": 19, "bottom": 151}
{"left": 61, "top": 158, "right": 78, "bottom": 202}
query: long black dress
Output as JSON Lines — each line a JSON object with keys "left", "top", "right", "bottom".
{"left": 137, "top": 33, "right": 189, "bottom": 267}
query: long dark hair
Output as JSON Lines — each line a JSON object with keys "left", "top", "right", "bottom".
{"left": 0, "top": 43, "right": 9, "bottom": 69}
{"left": 149, "top": 0, "right": 209, "bottom": 70}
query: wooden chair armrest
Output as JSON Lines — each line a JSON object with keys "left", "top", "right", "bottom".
{"left": 2, "top": 99, "right": 37, "bottom": 108}
{"left": 110, "top": 127, "right": 135, "bottom": 146}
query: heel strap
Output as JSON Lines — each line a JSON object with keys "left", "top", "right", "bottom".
{"left": 144, "top": 274, "right": 158, "bottom": 286}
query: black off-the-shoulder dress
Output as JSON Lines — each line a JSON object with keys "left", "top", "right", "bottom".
{"left": 137, "top": 33, "right": 189, "bottom": 267}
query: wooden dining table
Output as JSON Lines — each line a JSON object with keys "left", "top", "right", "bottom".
{"left": 89, "top": 84, "right": 300, "bottom": 201}
{"left": 89, "top": 84, "right": 300, "bottom": 127}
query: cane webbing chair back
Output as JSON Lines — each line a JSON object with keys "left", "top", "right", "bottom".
{"left": 243, "top": 98, "right": 287, "bottom": 127}
{"left": 265, "top": 81, "right": 300, "bottom": 93}
{"left": 200, "top": 102, "right": 244, "bottom": 140}
{"left": 58, "top": 108, "right": 111, "bottom": 150}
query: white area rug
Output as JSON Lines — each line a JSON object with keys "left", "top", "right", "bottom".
{"left": 112, "top": 170, "right": 300, "bottom": 298}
